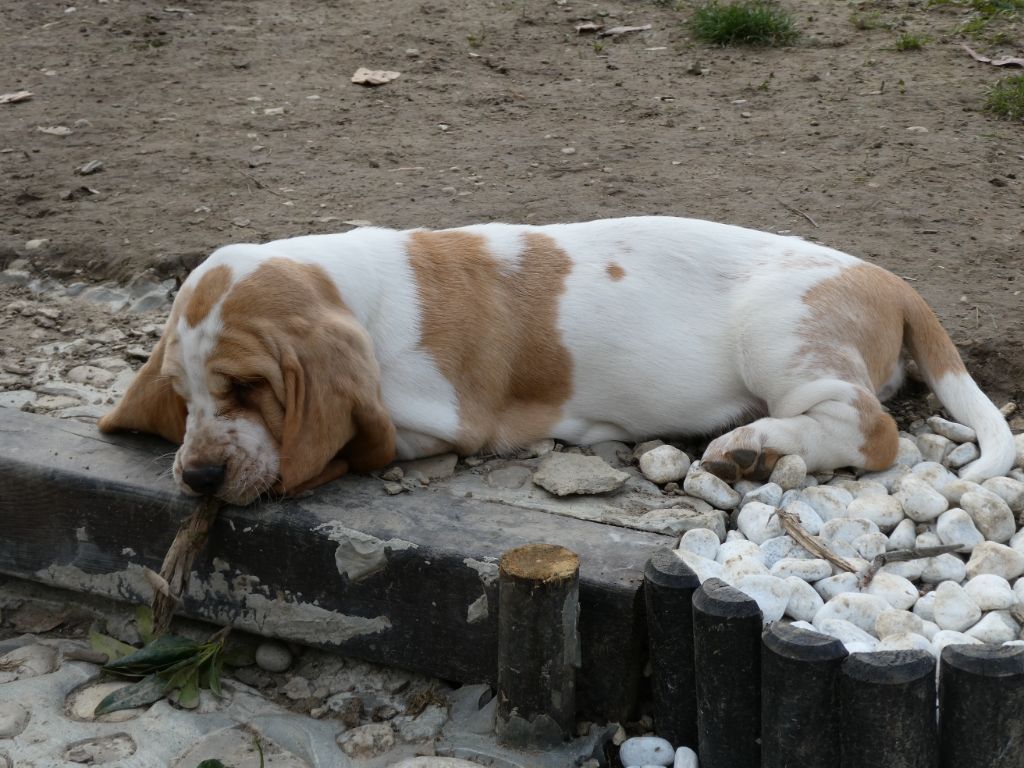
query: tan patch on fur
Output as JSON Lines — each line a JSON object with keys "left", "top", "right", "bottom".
{"left": 606, "top": 262, "right": 626, "bottom": 281}
{"left": 185, "top": 264, "right": 233, "bottom": 327}
{"left": 204, "top": 258, "right": 394, "bottom": 489}
{"left": 408, "top": 229, "right": 574, "bottom": 453}
{"left": 800, "top": 263, "right": 964, "bottom": 391}
{"left": 853, "top": 389, "right": 899, "bottom": 469}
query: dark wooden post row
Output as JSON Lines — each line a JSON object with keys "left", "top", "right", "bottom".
{"left": 939, "top": 644, "right": 1024, "bottom": 768}
{"left": 496, "top": 543, "right": 580, "bottom": 750}
{"left": 643, "top": 547, "right": 700, "bottom": 749}
{"left": 761, "top": 622, "right": 848, "bottom": 768}
{"left": 840, "top": 650, "right": 938, "bottom": 768}
{"left": 692, "top": 577, "right": 763, "bottom": 768}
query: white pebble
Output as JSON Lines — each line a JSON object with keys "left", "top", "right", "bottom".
{"left": 733, "top": 574, "right": 792, "bottom": 624}
{"left": 790, "top": 620, "right": 818, "bottom": 633}
{"left": 802, "top": 486, "right": 853, "bottom": 522}
{"left": 961, "top": 490, "right": 1015, "bottom": 543}
{"left": 740, "top": 482, "right": 783, "bottom": 509}
{"left": 875, "top": 609, "right": 924, "bottom": 638}
{"left": 963, "top": 574, "right": 1016, "bottom": 611}
{"left": 771, "top": 558, "right": 832, "bottom": 582}
{"left": 847, "top": 495, "right": 904, "bottom": 532}
{"left": 674, "top": 746, "right": 698, "bottom": 768}
{"left": 674, "top": 548, "right": 724, "bottom": 583}
{"left": 820, "top": 518, "right": 879, "bottom": 558}
{"left": 919, "top": 620, "right": 941, "bottom": 640}
{"left": 964, "top": 611, "right": 1019, "bottom": 644}
{"left": 887, "top": 519, "right": 918, "bottom": 551}
{"left": 736, "top": 502, "right": 783, "bottom": 544}
{"left": 760, "top": 535, "right": 807, "bottom": 569}
{"left": 255, "top": 641, "right": 293, "bottom": 673}
{"left": 917, "top": 433, "right": 955, "bottom": 464}
{"left": 933, "top": 581, "right": 982, "bottom": 632}
{"left": 921, "top": 553, "right": 967, "bottom": 584}
{"left": 814, "top": 592, "right": 889, "bottom": 634}
{"left": 726, "top": 530, "right": 747, "bottom": 542}
{"left": 983, "top": 476, "right": 1024, "bottom": 513}
{"left": 1015, "top": 433, "right": 1024, "bottom": 468}
{"left": 966, "top": 542, "right": 1024, "bottom": 580}
{"left": 785, "top": 576, "right": 825, "bottom": 622}
{"left": 854, "top": 532, "right": 888, "bottom": 561}
{"left": 876, "top": 632, "right": 932, "bottom": 653}
{"left": 895, "top": 437, "right": 923, "bottom": 467}
{"left": 895, "top": 475, "right": 949, "bottom": 522}
{"left": 913, "top": 592, "right": 936, "bottom": 622}
{"left": 912, "top": 461, "right": 957, "bottom": 493}
{"left": 815, "top": 618, "right": 878, "bottom": 649}
{"left": 618, "top": 736, "right": 675, "bottom": 767}
{"left": 927, "top": 416, "right": 977, "bottom": 444}
{"left": 864, "top": 571, "right": 919, "bottom": 611}
{"left": 783, "top": 500, "right": 823, "bottom": 536}
{"left": 679, "top": 528, "right": 720, "bottom": 561}
{"left": 769, "top": 454, "right": 807, "bottom": 490}
{"left": 814, "top": 573, "right": 860, "bottom": 601}
{"left": 844, "top": 641, "right": 877, "bottom": 654}
{"left": 882, "top": 559, "right": 927, "bottom": 581}
{"left": 946, "top": 442, "right": 980, "bottom": 470}
{"left": 639, "top": 445, "right": 691, "bottom": 484}
{"left": 932, "top": 629, "right": 983, "bottom": 657}
{"left": 940, "top": 478, "right": 982, "bottom": 506}
{"left": 1004, "top": 640, "right": 1024, "bottom": 648}
{"left": 1011, "top": 527, "right": 1024, "bottom": 554}
{"left": 684, "top": 467, "right": 741, "bottom": 509}
{"left": 859, "top": 463, "right": 910, "bottom": 492}
{"left": 917, "top": 531, "right": 942, "bottom": 549}
{"left": 936, "top": 508, "right": 985, "bottom": 554}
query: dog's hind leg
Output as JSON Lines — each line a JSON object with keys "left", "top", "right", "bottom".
{"left": 700, "top": 378, "right": 899, "bottom": 482}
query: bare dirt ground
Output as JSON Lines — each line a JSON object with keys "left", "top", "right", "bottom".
{"left": 1, "top": 0, "right": 1022, "bottom": 403}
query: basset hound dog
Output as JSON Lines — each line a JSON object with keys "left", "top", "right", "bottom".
{"left": 98, "top": 216, "right": 1016, "bottom": 505}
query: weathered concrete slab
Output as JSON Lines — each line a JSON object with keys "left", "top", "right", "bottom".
{"left": 0, "top": 408, "right": 672, "bottom": 719}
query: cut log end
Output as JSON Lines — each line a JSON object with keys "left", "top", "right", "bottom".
{"left": 499, "top": 543, "right": 580, "bottom": 582}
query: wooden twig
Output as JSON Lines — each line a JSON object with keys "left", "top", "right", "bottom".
{"left": 858, "top": 544, "right": 962, "bottom": 587}
{"left": 775, "top": 507, "right": 858, "bottom": 574}
{"left": 777, "top": 200, "right": 819, "bottom": 228}
{"left": 151, "top": 497, "right": 223, "bottom": 636}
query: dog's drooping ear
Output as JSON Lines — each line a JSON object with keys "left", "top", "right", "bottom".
{"left": 97, "top": 333, "right": 187, "bottom": 444}
{"left": 275, "top": 314, "right": 396, "bottom": 494}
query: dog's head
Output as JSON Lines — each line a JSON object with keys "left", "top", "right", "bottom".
{"left": 98, "top": 251, "right": 396, "bottom": 504}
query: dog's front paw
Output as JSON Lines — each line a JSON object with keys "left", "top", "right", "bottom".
{"left": 701, "top": 428, "right": 781, "bottom": 483}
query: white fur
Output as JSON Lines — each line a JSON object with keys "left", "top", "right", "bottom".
{"left": 171, "top": 215, "right": 1013, "bottom": 492}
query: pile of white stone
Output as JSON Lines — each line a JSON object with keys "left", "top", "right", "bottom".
{"left": 640, "top": 416, "right": 1024, "bottom": 658}
{"left": 617, "top": 735, "right": 696, "bottom": 768}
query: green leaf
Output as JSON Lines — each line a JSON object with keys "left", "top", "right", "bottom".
{"left": 198, "top": 654, "right": 224, "bottom": 696}
{"left": 220, "top": 643, "right": 255, "bottom": 668}
{"left": 196, "top": 761, "right": 228, "bottom": 768}
{"left": 93, "top": 674, "right": 167, "bottom": 716}
{"left": 103, "top": 635, "right": 199, "bottom": 677}
{"left": 88, "top": 631, "right": 137, "bottom": 663}
{"left": 135, "top": 605, "right": 155, "bottom": 645}
{"left": 162, "top": 658, "right": 202, "bottom": 692}
{"left": 177, "top": 669, "right": 200, "bottom": 709}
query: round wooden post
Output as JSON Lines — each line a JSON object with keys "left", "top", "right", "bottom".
{"left": 761, "top": 622, "right": 847, "bottom": 768}
{"left": 839, "top": 650, "right": 938, "bottom": 768}
{"left": 496, "top": 543, "right": 580, "bottom": 749}
{"left": 939, "top": 644, "right": 1024, "bottom": 768}
{"left": 644, "top": 547, "right": 700, "bottom": 749}
{"left": 692, "top": 577, "right": 763, "bottom": 768}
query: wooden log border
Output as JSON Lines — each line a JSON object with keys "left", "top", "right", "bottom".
{"left": 643, "top": 555, "right": 1024, "bottom": 767}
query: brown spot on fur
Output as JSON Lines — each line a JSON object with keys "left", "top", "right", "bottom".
{"left": 853, "top": 389, "right": 899, "bottom": 469}
{"left": 408, "top": 229, "right": 574, "bottom": 453}
{"left": 185, "top": 265, "right": 233, "bottom": 327}
{"left": 204, "top": 258, "right": 395, "bottom": 489}
{"left": 800, "top": 263, "right": 965, "bottom": 392}
{"left": 606, "top": 262, "right": 626, "bottom": 281}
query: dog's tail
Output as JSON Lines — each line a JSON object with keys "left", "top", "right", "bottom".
{"left": 902, "top": 286, "right": 1014, "bottom": 482}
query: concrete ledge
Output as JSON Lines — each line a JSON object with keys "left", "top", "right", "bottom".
{"left": 0, "top": 408, "right": 670, "bottom": 720}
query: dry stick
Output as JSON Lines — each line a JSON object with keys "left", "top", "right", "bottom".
{"left": 777, "top": 199, "right": 820, "bottom": 228}
{"left": 775, "top": 507, "right": 859, "bottom": 574}
{"left": 858, "top": 544, "right": 963, "bottom": 588}
{"left": 146, "top": 496, "right": 223, "bottom": 637}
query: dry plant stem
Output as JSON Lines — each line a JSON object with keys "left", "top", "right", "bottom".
{"left": 858, "top": 544, "right": 963, "bottom": 587}
{"left": 151, "top": 496, "right": 223, "bottom": 637}
{"left": 775, "top": 507, "right": 859, "bottom": 574}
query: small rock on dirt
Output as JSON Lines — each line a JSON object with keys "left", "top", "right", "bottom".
{"left": 531, "top": 453, "right": 629, "bottom": 496}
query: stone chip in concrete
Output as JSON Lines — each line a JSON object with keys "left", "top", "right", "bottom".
{"left": 531, "top": 453, "right": 629, "bottom": 496}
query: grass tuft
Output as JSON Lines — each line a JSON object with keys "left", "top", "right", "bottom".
{"left": 895, "top": 32, "right": 927, "bottom": 49}
{"left": 690, "top": 1, "right": 798, "bottom": 46}
{"left": 986, "top": 75, "right": 1024, "bottom": 120}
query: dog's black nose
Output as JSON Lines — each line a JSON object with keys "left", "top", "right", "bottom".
{"left": 182, "top": 464, "right": 226, "bottom": 496}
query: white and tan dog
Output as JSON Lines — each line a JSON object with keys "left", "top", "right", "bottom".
{"left": 99, "top": 216, "right": 1015, "bottom": 505}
